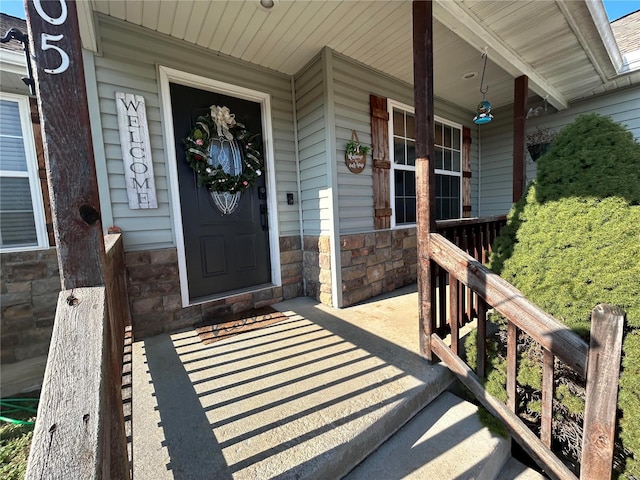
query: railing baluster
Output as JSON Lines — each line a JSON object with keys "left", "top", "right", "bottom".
{"left": 507, "top": 321, "right": 518, "bottom": 413}
{"left": 430, "top": 259, "right": 439, "bottom": 334}
{"left": 450, "top": 277, "right": 459, "bottom": 355}
{"left": 481, "top": 224, "right": 487, "bottom": 264}
{"left": 541, "top": 349, "right": 554, "bottom": 448}
{"left": 476, "top": 298, "right": 487, "bottom": 378}
{"left": 459, "top": 281, "right": 466, "bottom": 327}
{"left": 438, "top": 268, "right": 447, "bottom": 335}
{"left": 473, "top": 224, "right": 481, "bottom": 262}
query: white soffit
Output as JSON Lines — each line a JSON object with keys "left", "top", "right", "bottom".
{"left": 87, "top": 0, "right": 630, "bottom": 111}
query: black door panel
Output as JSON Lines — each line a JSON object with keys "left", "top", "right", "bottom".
{"left": 170, "top": 83, "right": 271, "bottom": 300}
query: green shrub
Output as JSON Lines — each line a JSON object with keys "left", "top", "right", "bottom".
{"left": 0, "top": 421, "right": 34, "bottom": 480}
{"left": 487, "top": 113, "right": 640, "bottom": 478}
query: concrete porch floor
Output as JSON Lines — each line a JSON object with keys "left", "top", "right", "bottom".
{"left": 132, "top": 284, "right": 456, "bottom": 480}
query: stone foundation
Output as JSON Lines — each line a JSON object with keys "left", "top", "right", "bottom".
{"left": 126, "top": 235, "right": 304, "bottom": 338}
{"left": 340, "top": 227, "right": 417, "bottom": 306}
{"left": 303, "top": 235, "right": 332, "bottom": 306}
{"left": 0, "top": 248, "right": 59, "bottom": 365}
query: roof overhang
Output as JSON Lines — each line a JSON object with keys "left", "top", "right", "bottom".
{"left": 66, "top": 1, "right": 640, "bottom": 112}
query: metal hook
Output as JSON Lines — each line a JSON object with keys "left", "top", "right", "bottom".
{"left": 479, "top": 49, "right": 489, "bottom": 97}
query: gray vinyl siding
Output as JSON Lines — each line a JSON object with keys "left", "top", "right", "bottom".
{"left": 91, "top": 14, "right": 297, "bottom": 251}
{"left": 477, "top": 105, "right": 514, "bottom": 217}
{"left": 331, "top": 51, "right": 480, "bottom": 234}
{"left": 479, "top": 86, "right": 640, "bottom": 217}
{"left": 295, "top": 55, "right": 329, "bottom": 236}
{"left": 525, "top": 86, "right": 640, "bottom": 181}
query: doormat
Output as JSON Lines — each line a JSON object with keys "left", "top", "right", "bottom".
{"left": 195, "top": 306, "right": 289, "bottom": 345}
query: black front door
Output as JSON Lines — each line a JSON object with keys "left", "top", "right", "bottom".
{"left": 170, "top": 83, "right": 271, "bottom": 300}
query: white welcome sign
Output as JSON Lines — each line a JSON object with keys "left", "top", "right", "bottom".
{"left": 115, "top": 92, "right": 158, "bottom": 209}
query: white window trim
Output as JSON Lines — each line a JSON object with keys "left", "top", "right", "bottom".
{"left": 387, "top": 99, "right": 464, "bottom": 227}
{"left": 0, "top": 92, "right": 48, "bottom": 252}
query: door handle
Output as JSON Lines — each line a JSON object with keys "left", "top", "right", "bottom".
{"left": 260, "top": 204, "right": 268, "bottom": 231}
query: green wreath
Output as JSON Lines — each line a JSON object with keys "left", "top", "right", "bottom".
{"left": 183, "top": 106, "right": 263, "bottom": 193}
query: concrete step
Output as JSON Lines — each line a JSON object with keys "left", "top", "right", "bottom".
{"left": 1, "top": 354, "right": 47, "bottom": 397}
{"left": 132, "top": 292, "right": 457, "bottom": 480}
{"left": 345, "top": 391, "right": 512, "bottom": 480}
{"left": 496, "top": 458, "right": 547, "bottom": 480}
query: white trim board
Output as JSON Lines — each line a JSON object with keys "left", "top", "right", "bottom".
{"left": 157, "top": 66, "right": 281, "bottom": 307}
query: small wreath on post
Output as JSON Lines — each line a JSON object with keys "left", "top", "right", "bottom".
{"left": 184, "top": 105, "right": 263, "bottom": 193}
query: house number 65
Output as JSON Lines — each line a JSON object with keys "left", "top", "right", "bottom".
{"left": 34, "top": 0, "right": 70, "bottom": 75}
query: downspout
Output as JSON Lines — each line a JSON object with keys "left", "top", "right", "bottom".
{"left": 291, "top": 75, "right": 306, "bottom": 295}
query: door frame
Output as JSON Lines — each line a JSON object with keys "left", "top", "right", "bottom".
{"left": 158, "top": 65, "right": 281, "bottom": 307}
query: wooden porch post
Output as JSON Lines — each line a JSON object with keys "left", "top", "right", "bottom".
{"left": 513, "top": 75, "right": 528, "bottom": 202}
{"left": 25, "top": 0, "right": 106, "bottom": 289}
{"left": 413, "top": 0, "right": 436, "bottom": 360}
{"left": 24, "top": 3, "right": 130, "bottom": 479}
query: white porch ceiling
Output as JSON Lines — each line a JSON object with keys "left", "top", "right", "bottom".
{"left": 89, "top": 0, "right": 622, "bottom": 112}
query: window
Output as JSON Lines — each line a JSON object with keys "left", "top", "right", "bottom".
{"left": 434, "top": 120, "right": 462, "bottom": 221}
{"left": 0, "top": 94, "right": 47, "bottom": 251}
{"left": 389, "top": 100, "right": 462, "bottom": 226}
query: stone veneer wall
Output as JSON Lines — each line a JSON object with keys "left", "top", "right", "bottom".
{"left": 340, "top": 227, "right": 417, "bottom": 306}
{"left": 0, "top": 248, "right": 59, "bottom": 364}
{"left": 303, "top": 235, "right": 332, "bottom": 305}
{"left": 126, "top": 235, "right": 304, "bottom": 338}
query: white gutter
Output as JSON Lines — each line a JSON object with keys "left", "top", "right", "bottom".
{"left": 0, "top": 49, "right": 27, "bottom": 75}
{"left": 585, "top": 0, "right": 626, "bottom": 74}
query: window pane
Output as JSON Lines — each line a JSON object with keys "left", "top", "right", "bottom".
{"left": 395, "top": 170, "right": 405, "bottom": 196}
{"left": 394, "top": 138, "right": 405, "bottom": 165}
{"left": 0, "top": 136, "right": 28, "bottom": 172}
{"left": 0, "top": 100, "right": 23, "bottom": 137}
{"left": 434, "top": 122, "right": 443, "bottom": 146}
{"left": 0, "top": 100, "right": 28, "bottom": 172}
{"left": 395, "top": 197, "right": 405, "bottom": 225}
{"left": 444, "top": 126, "right": 452, "bottom": 148}
{"left": 435, "top": 174, "right": 461, "bottom": 221}
{"left": 434, "top": 147, "right": 443, "bottom": 170}
{"left": 405, "top": 113, "right": 415, "bottom": 140}
{"left": 452, "top": 151, "right": 461, "bottom": 172}
{"left": 450, "top": 199, "right": 459, "bottom": 219}
{"left": 405, "top": 170, "right": 416, "bottom": 196}
{"left": 0, "top": 177, "right": 37, "bottom": 247}
{"left": 393, "top": 110, "right": 404, "bottom": 136}
{"left": 441, "top": 200, "right": 450, "bottom": 221}
{"left": 444, "top": 149, "right": 452, "bottom": 171}
{"left": 453, "top": 129, "right": 461, "bottom": 150}
{"left": 405, "top": 198, "right": 416, "bottom": 224}
{"left": 406, "top": 140, "right": 415, "bottom": 166}
{"left": 452, "top": 177, "right": 460, "bottom": 196}
{"left": 0, "top": 177, "right": 33, "bottom": 209}
{"left": 394, "top": 168, "right": 416, "bottom": 225}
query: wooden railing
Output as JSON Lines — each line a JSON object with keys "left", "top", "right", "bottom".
{"left": 26, "top": 234, "right": 131, "bottom": 480}
{"left": 426, "top": 233, "right": 624, "bottom": 480}
{"left": 436, "top": 215, "right": 507, "bottom": 263}
{"left": 434, "top": 215, "right": 507, "bottom": 337}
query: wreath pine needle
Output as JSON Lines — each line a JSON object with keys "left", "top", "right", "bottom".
{"left": 184, "top": 105, "right": 263, "bottom": 193}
